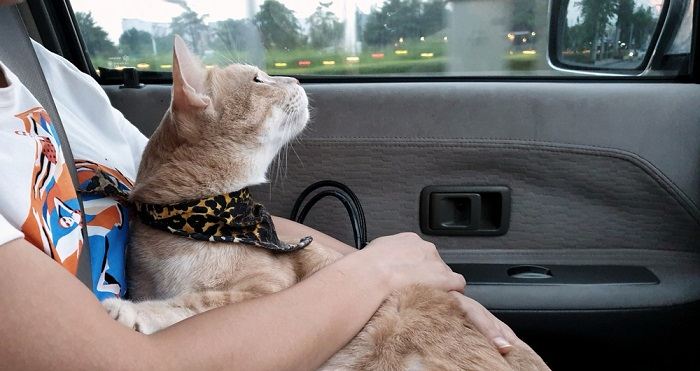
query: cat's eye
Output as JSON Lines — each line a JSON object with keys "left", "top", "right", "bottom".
{"left": 253, "top": 75, "right": 264, "bottom": 83}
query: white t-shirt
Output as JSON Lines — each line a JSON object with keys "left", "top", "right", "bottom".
{"left": 0, "top": 41, "right": 148, "bottom": 300}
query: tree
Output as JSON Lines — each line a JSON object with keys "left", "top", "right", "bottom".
{"left": 631, "top": 5, "right": 656, "bottom": 49}
{"left": 118, "top": 28, "right": 153, "bottom": 57}
{"left": 617, "top": 0, "right": 634, "bottom": 46}
{"left": 364, "top": 0, "right": 420, "bottom": 46}
{"left": 511, "top": 0, "right": 535, "bottom": 31}
{"left": 577, "top": 0, "right": 618, "bottom": 39}
{"left": 576, "top": 0, "right": 618, "bottom": 61}
{"left": 419, "top": 0, "right": 446, "bottom": 37}
{"left": 254, "top": 0, "right": 303, "bottom": 49}
{"left": 75, "top": 11, "right": 116, "bottom": 57}
{"left": 307, "top": 5, "right": 344, "bottom": 49}
{"left": 213, "top": 19, "right": 259, "bottom": 52}
{"left": 171, "top": 9, "right": 208, "bottom": 54}
{"left": 363, "top": 0, "right": 446, "bottom": 47}
{"left": 363, "top": 4, "right": 391, "bottom": 46}
{"left": 154, "top": 35, "right": 174, "bottom": 56}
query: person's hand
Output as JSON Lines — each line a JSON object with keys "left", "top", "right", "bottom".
{"left": 356, "top": 232, "right": 466, "bottom": 293}
{"left": 449, "top": 291, "right": 528, "bottom": 355}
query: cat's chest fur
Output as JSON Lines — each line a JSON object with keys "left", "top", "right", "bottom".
{"left": 126, "top": 221, "right": 300, "bottom": 300}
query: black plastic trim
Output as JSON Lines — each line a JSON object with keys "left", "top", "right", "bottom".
{"left": 451, "top": 263, "right": 660, "bottom": 285}
{"left": 495, "top": 301, "right": 699, "bottom": 370}
{"left": 691, "top": 0, "right": 700, "bottom": 82}
{"left": 649, "top": 0, "right": 690, "bottom": 70}
{"left": 32, "top": 0, "right": 90, "bottom": 73}
{"left": 24, "top": 0, "right": 60, "bottom": 53}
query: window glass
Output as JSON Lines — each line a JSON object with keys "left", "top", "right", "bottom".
{"left": 69, "top": 0, "right": 685, "bottom": 77}
{"left": 70, "top": 0, "right": 553, "bottom": 76}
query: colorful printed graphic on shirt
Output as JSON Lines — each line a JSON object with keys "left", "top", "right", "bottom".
{"left": 14, "top": 107, "right": 83, "bottom": 275}
{"left": 76, "top": 160, "right": 134, "bottom": 300}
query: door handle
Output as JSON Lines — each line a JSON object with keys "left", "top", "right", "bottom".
{"left": 420, "top": 186, "right": 511, "bottom": 236}
{"left": 428, "top": 192, "right": 482, "bottom": 230}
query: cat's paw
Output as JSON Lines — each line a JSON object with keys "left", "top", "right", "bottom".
{"left": 102, "top": 298, "right": 161, "bottom": 334}
{"left": 102, "top": 297, "right": 139, "bottom": 329}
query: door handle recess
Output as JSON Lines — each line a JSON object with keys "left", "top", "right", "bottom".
{"left": 420, "top": 186, "right": 510, "bottom": 236}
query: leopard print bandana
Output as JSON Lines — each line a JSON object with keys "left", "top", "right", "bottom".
{"left": 82, "top": 170, "right": 311, "bottom": 252}
{"left": 134, "top": 189, "right": 312, "bottom": 252}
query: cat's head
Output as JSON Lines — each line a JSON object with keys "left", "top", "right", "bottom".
{"left": 131, "top": 36, "right": 309, "bottom": 204}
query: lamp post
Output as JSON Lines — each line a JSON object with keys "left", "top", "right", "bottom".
{"left": 447, "top": 0, "right": 512, "bottom": 73}
{"left": 344, "top": 0, "right": 358, "bottom": 54}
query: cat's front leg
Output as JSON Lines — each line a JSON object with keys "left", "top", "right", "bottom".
{"left": 103, "top": 296, "right": 202, "bottom": 334}
{"left": 288, "top": 242, "right": 344, "bottom": 281}
{"left": 102, "top": 289, "right": 260, "bottom": 334}
{"left": 102, "top": 297, "right": 163, "bottom": 334}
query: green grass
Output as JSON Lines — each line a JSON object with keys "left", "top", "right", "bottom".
{"left": 504, "top": 52, "right": 539, "bottom": 71}
{"left": 261, "top": 39, "right": 447, "bottom": 75}
{"left": 90, "top": 38, "right": 541, "bottom": 76}
{"left": 269, "top": 56, "right": 446, "bottom": 75}
{"left": 91, "top": 38, "right": 449, "bottom": 75}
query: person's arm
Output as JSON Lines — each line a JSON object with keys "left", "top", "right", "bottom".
{"left": 0, "top": 233, "right": 463, "bottom": 370}
{"left": 273, "top": 215, "right": 357, "bottom": 255}
{"left": 272, "top": 216, "right": 520, "bottom": 354}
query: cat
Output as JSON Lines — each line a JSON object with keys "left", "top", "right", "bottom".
{"left": 102, "top": 36, "right": 550, "bottom": 371}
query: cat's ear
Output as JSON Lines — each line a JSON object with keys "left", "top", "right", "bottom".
{"left": 172, "top": 35, "right": 210, "bottom": 110}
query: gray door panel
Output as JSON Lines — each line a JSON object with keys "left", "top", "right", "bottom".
{"left": 105, "top": 82, "right": 700, "bottom": 312}
{"left": 107, "top": 82, "right": 700, "bottom": 208}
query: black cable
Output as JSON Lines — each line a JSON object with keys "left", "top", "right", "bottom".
{"left": 291, "top": 181, "right": 367, "bottom": 242}
{"left": 290, "top": 180, "right": 367, "bottom": 249}
{"left": 297, "top": 190, "right": 363, "bottom": 249}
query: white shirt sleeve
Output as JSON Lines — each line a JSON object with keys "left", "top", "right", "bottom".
{"left": 0, "top": 213, "right": 24, "bottom": 247}
{"left": 31, "top": 39, "right": 148, "bottom": 176}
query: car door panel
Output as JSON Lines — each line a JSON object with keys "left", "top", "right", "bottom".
{"left": 105, "top": 82, "right": 700, "bottom": 249}
{"left": 105, "top": 81, "right": 700, "bottom": 369}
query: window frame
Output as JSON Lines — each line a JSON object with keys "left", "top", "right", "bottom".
{"left": 691, "top": 0, "right": 700, "bottom": 82}
{"left": 38, "top": 0, "right": 699, "bottom": 84}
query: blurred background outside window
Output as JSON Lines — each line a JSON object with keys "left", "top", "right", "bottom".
{"left": 71, "top": 0, "right": 667, "bottom": 76}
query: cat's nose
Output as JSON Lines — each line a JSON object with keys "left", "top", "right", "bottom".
{"left": 289, "top": 77, "right": 299, "bottom": 85}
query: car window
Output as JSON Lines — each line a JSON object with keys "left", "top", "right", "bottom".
{"left": 69, "top": 0, "right": 687, "bottom": 78}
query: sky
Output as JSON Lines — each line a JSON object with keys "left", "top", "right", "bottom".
{"left": 70, "top": 0, "right": 380, "bottom": 43}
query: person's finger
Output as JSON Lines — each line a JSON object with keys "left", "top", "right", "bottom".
{"left": 443, "top": 275, "right": 466, "bottom": 293}
{"left": 452, "top": 272, "right": 467, "bottom": 291}
{"left": 449, "top": 292, "right": 513, "bottom": 354}
{"left": 434, "top": 269, "right": 466, "bottom": 292}
{"left": 493, "top": 316, "right": 519, "bottom": 345}
{"left": 484, "top": 310, "right": 517, "bottom": 354}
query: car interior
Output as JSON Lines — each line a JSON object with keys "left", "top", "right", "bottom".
{"left": 2, "top": 0, "right": 698, "bottom": 369}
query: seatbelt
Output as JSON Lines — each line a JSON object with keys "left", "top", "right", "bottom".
{"left": 0, "top": 5, "right": 93, "bottom": 289}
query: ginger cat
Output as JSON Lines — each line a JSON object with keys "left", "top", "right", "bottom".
{"left": 102, "top": 36, "right": 550, "bottom": 371}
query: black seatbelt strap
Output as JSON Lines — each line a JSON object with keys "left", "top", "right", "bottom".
{"left": 0, "top": 5, "right": 93, "bottom": 289}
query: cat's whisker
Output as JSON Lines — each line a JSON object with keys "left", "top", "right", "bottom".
{"left": 290, "top": 143, "right": 303, "bottom": 167}
{"left": 273, "top": 148, "right": 282, "bottom": 185}
{"left": 283, "top": 142, "right": 290, "bottom": 179}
